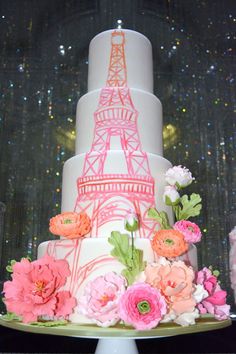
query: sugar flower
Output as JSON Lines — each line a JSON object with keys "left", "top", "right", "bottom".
{"left": 229, "top": 226, "right": 236, "bottom": 243}
{"left": 55, "top": 291, "right": 77, "bottom": 318}
{"left": 49, "top": 211, "right": 91, "bottom": 239}
{"left": 174, "top": 309, "right": 199, "bottom": 326}
{"left": 3, "top": 255, "right": 76, "bottom": 323}
{"left": 78, "top": 272, "right": 126, "bottom": 327}
{"left": 196, "top": 267, "right": 230, "bottom": 320}
{"left": 193, "top": 284, "right": 209, "bottom": 304}
{"left": 165, "top": 165, "right": 194, "bottom": 189}
{"left": 151, "top": 229, "right": 188, "bottom": 258}
{"left": 124, "top": 211, "right": 139, "bottom": 232}
{"left": 145, "top": 260, "right": 196, "bottom": 316}
{"left": 163, "top": 185, "right": 180, "bottom": 206}
{"left": 229, "top": 226, "right": 236, "bottom": 300}
{"left": 173, "top": 220, "right": 202, "bottom": 243}
{"left": 118, "top": 282, "right": 167, "bottom": 330}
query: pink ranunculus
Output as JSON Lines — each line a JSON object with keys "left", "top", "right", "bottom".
{"left": 145, "top": 260, "right": 196, "bottom": 316}
{"left": 3, "top": 255, "right": 76, "bottom": 323}
{"left": 196, "top": 267, "right": 230, "bottom": 320}
{"left": 78, "top": 272, "right": 126, "bottom": 327}
{"left": 118, "top": 283, "right": 167, "bottom": 330}
{"left": 173, "top": 220, "right": 202, "bottom": 243}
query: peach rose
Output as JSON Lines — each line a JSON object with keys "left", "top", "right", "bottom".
{"left": 151, "top": 229, "right": 188, "bottom": 258}
{"left": 49, "top": 212, "right": 91, "bottom": 239}
{"left": 145, "top": 260, "right": 196, "bottom": 315}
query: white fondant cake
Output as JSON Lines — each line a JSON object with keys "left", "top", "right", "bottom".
{"left": 3, "top": 29, "right": 230, "bottom": 330}
{"left": 38, "top": 29, "right": 198, "bottom": 324}
{"left": 87, "top": 29, "right": 154, "bottom": 92}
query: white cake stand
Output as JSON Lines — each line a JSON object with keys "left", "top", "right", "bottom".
{"left": 0, "top": 315, "right": 231, "bottom": 354}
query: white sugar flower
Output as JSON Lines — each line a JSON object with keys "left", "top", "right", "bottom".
{"left": 160, "top": 310, "right": 176, "bottom": 323}
{"left": 165, "top": 165, "right": 194, "bottom": 189}
{"left": 174, "top": 309, "right": 199, "bottom": 327}
{"left": 124, "top": 212, "right": 139, "bottom": 232}
{"left": 193, "top": 284, "right": 208, "bottom": 303}
{"left": 163, "top": 185, "right": 180, "bottom": 205}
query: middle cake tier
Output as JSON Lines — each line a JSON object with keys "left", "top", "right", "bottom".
{"left": 75, "top": 88, "right": 163, "bottom": 156}
{"left": 62, "top": 152, "right": 173, "bottom": 238}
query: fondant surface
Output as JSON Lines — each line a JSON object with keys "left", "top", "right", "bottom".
{"left": 75, "top": 88, "right": 163, "bottom": 156}
{"left": 88, "top": 29, "right": 153, "bottom": 92}
{"left": 62, "top": 152, "right": 173, "bottom": 237}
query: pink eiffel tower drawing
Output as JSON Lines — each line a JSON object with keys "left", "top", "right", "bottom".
{"left": 74, "top": 30, "right": 157, "bottom": 238}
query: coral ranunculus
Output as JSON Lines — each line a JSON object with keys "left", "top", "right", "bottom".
{"left": 145, "top": 259, "right": 196, "bottom": 316}
{"left": 173, "top": 220, "right": 202, "bottom": 243}
{"left": 3, "top": 255, "right": 76, "bottom": 323}
{"left": 151, "top": 229, "right": 188, "bottom": 258}
{"left": 118, "top": 282, "right": 167, "bottom": 330}
{"left": 78, "top": 272, "right": 126, "bottom": 327}
{"left": 49, "top": 212, "right": 91, "bottom": 239}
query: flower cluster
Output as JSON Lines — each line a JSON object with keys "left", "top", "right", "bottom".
{"left": 78, "top": 261, "right": 230, "bottom": 330}
{"left": 3, "top": 255, "right": 76, "bottom": 323}
{"left": 148, "top": 165, "right": 203, "bottom": 259}
{"left": 196, "top": 267, "right": 230, "bottom": 320}
{"left": 2, "top": 165, "right": 230, "bottom": 330}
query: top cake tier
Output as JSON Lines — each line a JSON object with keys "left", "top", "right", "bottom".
{"left": 87, "top": 29, "right": 154, "bottom": 93}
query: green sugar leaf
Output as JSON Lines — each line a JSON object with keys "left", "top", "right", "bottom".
{"left": 174, "top": 193, "right": 202, "bottom": 220}
{"left": 31, "top": 320, "right": 68, "bottom": 327}
{"left": 108, "top": 231, "right": 130, "bottom": 265}
{"left": 213, "top": 269, "right": 220, "bottom": 277}
{"left": 6, "top": 260, "right": 17, "bottom": 273}
{"left": 1, "top": 312, "right": 21, "bottom": 321}
{"left": 147, "top": 208, "right": 171, "bottom": 229}
{"left": 6, "top": 256, "right": 31, "bottom": 273}
{"left": 108, "top": 231, "right": 146, "bottom": 285}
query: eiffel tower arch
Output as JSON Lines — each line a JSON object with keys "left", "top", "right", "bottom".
{"left": 74, "top": 30, "right": 157, "bottom": 238}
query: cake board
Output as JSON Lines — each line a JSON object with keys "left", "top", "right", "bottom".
{"left": 0, "top": 315, "right": 231, "bottom": 354}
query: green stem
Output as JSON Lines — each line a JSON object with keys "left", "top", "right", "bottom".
{"left": 131, "top": 231, "right": 134, "bottom": 261}
{"left": 172, "top": 205, "right": 179, "bottom": 221}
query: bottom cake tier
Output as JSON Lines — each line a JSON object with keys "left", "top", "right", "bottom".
{"left": 38, "top": 238, "right": 198, "bottom": 324}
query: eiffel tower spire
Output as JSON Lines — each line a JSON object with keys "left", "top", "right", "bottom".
{"left": 74, "top": 30, "right": 157, "bottom": 238}
{"left": 106, "top": 31, "right": 127, "bottom": 87}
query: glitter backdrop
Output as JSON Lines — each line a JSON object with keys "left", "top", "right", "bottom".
{"left": 0, "top": 0, "right": 235, "bottom": 309}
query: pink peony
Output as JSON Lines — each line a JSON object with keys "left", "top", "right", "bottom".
{"left": 78, "top": 272, "right": 126, "bottom": 327}
{"left": 55, "top": 291, "right": 77, "bottom": 318}
{"left": 145, "top": 260, "right": 196, "bottom": 316}
{"left": 196, "top": 267, "right": 230, "bottom": 320}
{"left": 118, "top": 283, "right": 167, "bottom": 330}
{"left": 3, "top": 255, "right": 76, "bottom": 323}
{"left": 173, "top": 220, "right": 202, "bottom": 243}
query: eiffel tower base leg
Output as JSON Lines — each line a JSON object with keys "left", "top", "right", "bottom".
{"left": 95, "top": 338, "right": 139, "bottom": 354}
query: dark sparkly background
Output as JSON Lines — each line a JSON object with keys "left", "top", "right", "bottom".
{"left": 0, "top": 0, "right": 235, "bottom": 311}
